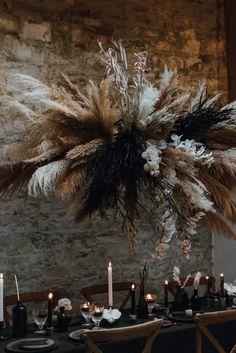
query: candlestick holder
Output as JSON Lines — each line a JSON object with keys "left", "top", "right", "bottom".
{"left": 0, "top": 321, "right": 10, "bottom": 341}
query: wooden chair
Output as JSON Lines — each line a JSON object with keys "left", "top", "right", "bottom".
{"left": 4, "top": 290, "right": 61, "bottom": 328}
{"left": 81, "top": 318, "right": 163, "bottom": 353}
{"left": 195, "top": 310, "right": 236, "bottom": 353}
{"left": 80, "top": 281, "right": 134, "bottom": 310}
{"left": 168, "top": 276, "right": 216, "bottom": 297}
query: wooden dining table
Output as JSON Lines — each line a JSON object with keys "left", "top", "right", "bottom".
{"left": 1, "top": 311, "right": 236, "bottom": 353}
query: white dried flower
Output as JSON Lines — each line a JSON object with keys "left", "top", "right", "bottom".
{"left": 142, "top": 142, "right": 162, "bottom": 177}
{"left": 173, "top": 266, "right": 182, "bottom": 286}
{"left": 193, "top": 271, "right": 202, "bottom": 288}
{"left": 55, "top": 298, "right": 72, "bottom": 311}
{"left": 170, "top": 134, "right": 214, "bottom": 166}
{"left": 224, "top": 282, "right": 236, "bottom": 295}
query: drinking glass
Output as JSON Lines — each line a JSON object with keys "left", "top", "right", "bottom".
{"left": 33, "top": 309, "right": 48, "bottom": 334}
{"left": 145, "top": 294, "right": 157, "bottom": 316}
{"left": 80, "top": 302, "right": 92, "bottom": 327}
{"left": 90, "top": 304, "right": 104, "bottom": 329}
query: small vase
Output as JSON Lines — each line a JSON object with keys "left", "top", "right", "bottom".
{"left": 137, "top": 289, "right": 148, "bottom": 319}
{"left": 12, "top": 301, "right": 28, "bottom": 338}
{"left": 173, "top": 286, "right": 189, "bottom": 311}
{"left": 191, "top": 288, "right": 201, "bottom": 311}
{"left": 57, "top": 307, "right": 68, "bottom": 332}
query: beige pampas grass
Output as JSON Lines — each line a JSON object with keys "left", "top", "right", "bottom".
{"left": 201, "top": 212, "right": 236, "bottom": 240}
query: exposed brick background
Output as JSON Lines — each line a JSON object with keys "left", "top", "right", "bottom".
{"left": 0, "top": 0, "right": 226, "bottom": 309}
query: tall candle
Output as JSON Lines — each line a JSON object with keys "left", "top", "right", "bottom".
{"left": 205, "top": 276, "right": 210, "bottom": 297}
{"left": 220, "top": 273, "right": 224, "bottom": 297}
{"left": 130, "top": 284, "right": 136, "bottom": 315}
{"left": 0, "top": 273, "right": 3, "bottom": 322}
{"left": 108, "top": 262, "right": 113, "bottom": 307}
{"left": 47, "top": 292, "right": 53, "bottom": 327}
{"left": 164, "top": 280, "right": 169, "bottom": 307}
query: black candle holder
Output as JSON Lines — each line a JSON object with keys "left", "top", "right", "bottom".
{"left": 0, "top": 321, "right": 10, "bottom": 341}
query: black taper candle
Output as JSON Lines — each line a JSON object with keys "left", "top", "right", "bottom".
{"left": 130, "top": 284, "right": 136, "bottom": 315}
{"left": 220, "top": 274, "right": 224, "bottom": 297}
{"left": 205, "top": 276, "right": 210, "bottom": 297}
{"left": 164, "top": 280, "right": 169, "bottom": 307}
{"left": 47, "top": 292, "right": 53, "bottom": 327}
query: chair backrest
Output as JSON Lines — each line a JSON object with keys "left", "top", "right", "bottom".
{"left": 81, "top": 318, "right": 163, "bottom": 353}
{"left": 4, "top": 290, "right": 61, "bottom": 328}
{"left": 80, "top": 281, "right": 134, "bottom": 310}
{"left": 168, "top": 276, "right": 216, "bottom": 297}
{"left": 195, "top": 310, "right": 236, "bottom": 353}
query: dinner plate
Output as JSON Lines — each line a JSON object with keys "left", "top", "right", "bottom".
{"left": 5, "top": 338, "right": 59, "bottom": 353}
{"left": 161, "top": 320, "right": 173, "bottom": 328}
{"left": 19, "top": 339, "right": 54, "bottom": 351}
{"left": 169, "top": 313, "right": 194, "bottom": 323}
{"left": 68, "top": 329, "right": 90, "bottom": 341}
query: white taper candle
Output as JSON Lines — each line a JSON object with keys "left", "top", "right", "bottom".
{"left": 108, "top": 261, "right": 113, "bottom": 307}
{"left": 0, "top": 273, "right": 4, "bottom": 322}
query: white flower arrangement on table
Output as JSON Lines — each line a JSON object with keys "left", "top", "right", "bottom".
{"left": 55, "top": 298, "right": 72, "bottom": 312}
{"left": 173, "top": 266, "right": 191, "bottom": 288}
{"left": 1, "top": 40, "right": 236, "bottom": 259}
{"left": 224, "top": 282, "right": 236, "bottom": 296}
{"left": 193, "top": 272, "right": 202, "bottom": 288}
{"left": 103, "top": 308, "right": 122, "bottom": 324}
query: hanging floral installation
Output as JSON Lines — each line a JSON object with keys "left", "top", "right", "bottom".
{"left": 0, "top": 40, "right": 236, "bottom": 259}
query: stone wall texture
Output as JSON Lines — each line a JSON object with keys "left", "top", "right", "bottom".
{"left": 0, "top": 0, "right": 227, "bottom": 308}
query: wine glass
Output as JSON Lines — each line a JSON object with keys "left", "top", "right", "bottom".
{"left": 80, "top": 302, "right": 92, "bottom": 327}
{"left": 145, "top": 294, "right": 157, "bottom": 316}
{"left": 90, "top": 304, "right": 104, "bottom": 329}
{"left": 33, "top": 308, "right": 48, "bottom": 334}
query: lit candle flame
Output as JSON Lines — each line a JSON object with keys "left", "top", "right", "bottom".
{"left": 108, "top": 261, "right": 112, "bottom": 267}
{"left": 0, "top": 273, "right": 3, "bottom": 279}
{"left": 95, "top": 306, "right": 101, "bottom": 313}
{"left": 131, "top": 284, "right": 135, "bottom": 290}
{"left": 48, "top": 292, "right": 53, "bottom": 299}
{"left": 220, "top": 273, "right": 224, "bottom": 278}
{"left": 206, "top": 276, "right": 209, "bottom": 280}
{"left": 146, "top": 293, "right": 152, "bottom": 300}
{"left": 164, "top": 280, "right": 168, "bottom": 285}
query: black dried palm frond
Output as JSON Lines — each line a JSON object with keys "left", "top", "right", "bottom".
{"left": 75, "top": 126, "right": 153, "bottom": 223}
{"left": 172, "top": 99, "right": 233, "bottom": 144}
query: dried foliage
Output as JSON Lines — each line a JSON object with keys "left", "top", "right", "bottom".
{"left": 1, "top": 40, "right": 236, "bottom": 259}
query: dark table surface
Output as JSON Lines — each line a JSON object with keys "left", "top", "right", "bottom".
{"left": 1, "top": 310, "right": 236, "bottom": 353}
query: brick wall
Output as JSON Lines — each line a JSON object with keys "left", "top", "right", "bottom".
{"left": 0, "top": 0, "right": 226, "bottom": 306}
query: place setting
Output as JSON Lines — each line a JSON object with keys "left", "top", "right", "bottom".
{"left": 0, "top": 260, "right": 236, "bottom": 352}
